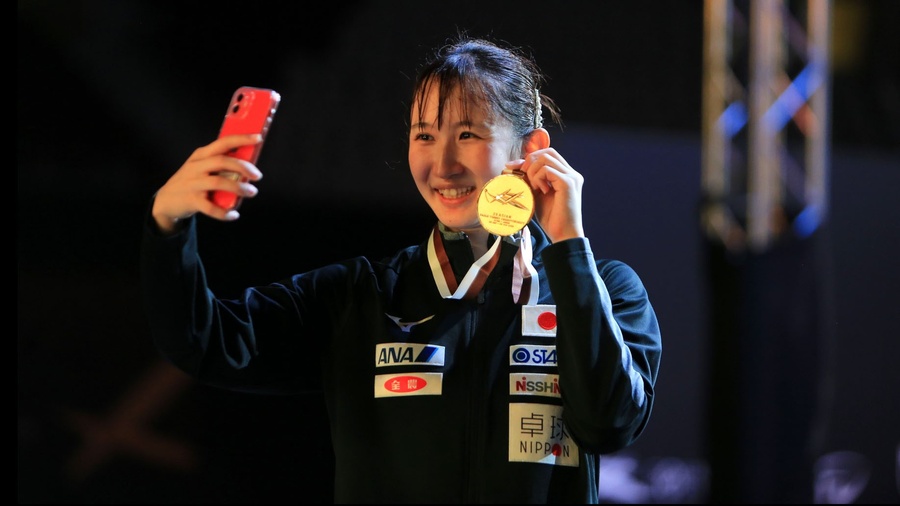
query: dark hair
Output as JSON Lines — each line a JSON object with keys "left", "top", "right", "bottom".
{"left": 410, "top": 36, "right": 562, "bottom": 140}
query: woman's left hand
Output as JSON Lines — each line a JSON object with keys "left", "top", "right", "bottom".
{"left": 508, "top": 147, "right": 585, "bottom": 243}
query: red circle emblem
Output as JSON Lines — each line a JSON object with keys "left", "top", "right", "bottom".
{"left": 383, "top": 375, "right": 427, "bottom": 393}
{"left": 537, "top": 311, "right": 557, "bottom": 330}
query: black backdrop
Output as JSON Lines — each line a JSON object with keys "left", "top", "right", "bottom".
{"left": 18, "top": 1, "right": 900, "bottom": 503}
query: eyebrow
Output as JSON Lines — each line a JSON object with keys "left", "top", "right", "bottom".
{"left": 410, "top": 120, "right": 475, "bottom": 131}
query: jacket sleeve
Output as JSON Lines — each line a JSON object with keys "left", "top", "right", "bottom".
{"left": 540, "top": 237, "right": 662, "bottom": 454}
{"left": 139, "top": 204, "right": 333, "bottom": 395}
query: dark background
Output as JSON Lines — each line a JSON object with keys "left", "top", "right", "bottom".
{"left": 18, "top": 1, "right": 899, "bottom": 503}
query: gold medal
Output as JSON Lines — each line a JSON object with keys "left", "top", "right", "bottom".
{"left": 478, "top": 171, "right": 534, "bottom": 236}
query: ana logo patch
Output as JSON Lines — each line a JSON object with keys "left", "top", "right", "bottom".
{"left": 375, "top": 343, "right": 445, "bottom": 367}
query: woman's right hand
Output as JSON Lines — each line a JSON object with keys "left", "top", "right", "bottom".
{"left": 151, "top": 134, "right": 264, "bottom": 234}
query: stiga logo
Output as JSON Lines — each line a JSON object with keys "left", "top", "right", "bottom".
{"left": 375, "top": 343, "right": 445, "bottom": 367}
{"left": 510, "top": 373, "right": 561, "bottom": 398}
{"left": 374, "top": 373, "right": 443, "bottom": 397}
{"left": 509, "top": 345, "right": 557, "bottom": 367}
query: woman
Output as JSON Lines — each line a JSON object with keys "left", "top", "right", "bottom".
{"left": 142, "top": 35, "right": 662, "bottom": 503}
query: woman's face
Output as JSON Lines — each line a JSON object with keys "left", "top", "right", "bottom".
{"left": 408, "top": 84, "right": 519, "bottom": 234}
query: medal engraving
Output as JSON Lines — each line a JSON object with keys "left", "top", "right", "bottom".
{"left": 478, "top": 173, "right": 535, "bottom": 236}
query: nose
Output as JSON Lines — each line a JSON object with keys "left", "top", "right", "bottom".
{"left": 433, "top": 141, "right": 462, "bottom": 178}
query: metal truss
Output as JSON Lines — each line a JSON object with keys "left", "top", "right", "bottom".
{"left": 701, "top": 0, "right": 831, "bottom": 253}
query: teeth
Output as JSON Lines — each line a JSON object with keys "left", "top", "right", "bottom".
{"left": 438, "top": 187, "right": 474, "bottom": 198}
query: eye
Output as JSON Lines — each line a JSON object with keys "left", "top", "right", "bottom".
{"left": 414, "top": 132, "right": 433, "bottom": 141}
{"left": 459, "top": 131, "right": 475, "bottom": 140}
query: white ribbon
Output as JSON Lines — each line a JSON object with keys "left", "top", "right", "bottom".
{"left": 427, "top": 225, "right": 539, "bottom": 304}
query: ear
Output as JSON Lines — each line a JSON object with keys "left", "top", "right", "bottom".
{"left": 522, "top": 128, "right": 551, "bottom": 155}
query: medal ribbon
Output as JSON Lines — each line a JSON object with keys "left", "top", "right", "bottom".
{"left": 513, "top": 225, "right": 540, "bottom": 305}
{"left": 427, "top": 224, "right": 540, "bottom": 304}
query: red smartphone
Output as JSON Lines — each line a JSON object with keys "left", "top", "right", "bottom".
{"left": 210, "top": 86, "right": 281, "bottom": 210}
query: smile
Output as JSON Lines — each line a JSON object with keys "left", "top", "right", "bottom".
{"left": 436, "top": 187, "right": 475, "bottom": 199}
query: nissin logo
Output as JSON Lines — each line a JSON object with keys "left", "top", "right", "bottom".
{"left": 375, "top": 343, "right": 445, "bottom": 367}
{"left": 511, "top": 373, "right": 561, "bottom": 398}
{"left": 509, "top": 345, "right": 557, "bottom": 366}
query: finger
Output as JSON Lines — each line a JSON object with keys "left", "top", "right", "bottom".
{"left": 196, "top": 155, "right": 263, "bottom": 182}
{"left": 205, "top": 174, "right": 260, "bottom": 198}
{"left": 189, "top": 134, "right": 262, "bottom": 161}
{"left": 194, "top": 194, "right": 242, "bottom": 222}
{"left": 523, "top": 160, "right": 557, "bottom": 195}
{"left": 532, "top": 171, "right": 554, "bottom": 195}
{"left": 505, "top": 159, "right": 526, "bottom": 172}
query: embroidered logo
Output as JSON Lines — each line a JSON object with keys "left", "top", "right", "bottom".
{"left": 508, "top": 403, "right": 578, "bottom": 466}
{"left": 375, "top": 343, "right": 445, "bottom": 367}
{"left": 509, "top": 373, "right": 561, "bottom": 398}
{"left": 509, "top": 344, "right": 558, "bottom": 367}
{"left": 385, "top": 313, "right": 435, "bottom": 332}
{"left": 374, "top": 373, "right": 443, "bottom": 397}
{"left": 522, "top": 305, "right": 557, "bottom": 337}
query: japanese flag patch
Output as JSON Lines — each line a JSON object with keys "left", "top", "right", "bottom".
{"left": 522, "top": 305, "right": 557, "bottom": 337}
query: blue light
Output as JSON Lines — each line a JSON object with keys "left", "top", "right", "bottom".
{"left": 793, "top": 204, "right": 821, "bottom": 238}
{"left": 718, "top": 102, "right": 747, "bottom": 138}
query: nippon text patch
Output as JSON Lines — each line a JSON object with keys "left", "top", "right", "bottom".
{"left": 508, "top": 403, "right": 578, "bottom": 467}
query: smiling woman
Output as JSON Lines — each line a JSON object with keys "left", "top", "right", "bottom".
{"left": 140, "top": 34, "right": 661, "bottom": 503}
